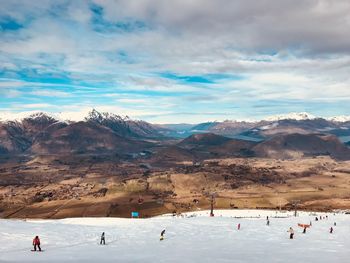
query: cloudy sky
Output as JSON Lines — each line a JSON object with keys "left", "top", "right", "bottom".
{"left": 1, "top": 0, "right": 350, "bottom": 123}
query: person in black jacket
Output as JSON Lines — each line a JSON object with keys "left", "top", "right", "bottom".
{"left": 160, "top": 230, "right": 165, "bottom": 241}
{"left": 100, "top": 232, "right": 105, "bottom": 245}
{"left": 303, "top": 227, "right": 306, "bottom": 234}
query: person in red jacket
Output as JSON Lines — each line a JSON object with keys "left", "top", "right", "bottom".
{"left": 32, "top": 236, "right": 41, "bottom": 251}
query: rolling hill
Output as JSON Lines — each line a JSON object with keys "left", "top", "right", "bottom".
{"left": 253, "top": 133, "right": 350, "bottom": 160}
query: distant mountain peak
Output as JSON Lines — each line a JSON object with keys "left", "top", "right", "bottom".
{"left": 265, "top": 112, "right": 315, "bottom": 121}
{"left": 23, "top": 112, "right": 58, "bottom": 123}
{"left": 85, "top": 109, "right": 124, "bottom": 123}
{"left": 0, "top": 111, "right": 59, "bottom": 123}
{"left": 83, "top": 109, "right": 162, "bottom": 139}
{"left": 327, "top": 116, "right": 350, "bottom": 122}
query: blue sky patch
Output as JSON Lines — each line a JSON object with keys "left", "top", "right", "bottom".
{"left": 0, "top": 16, "right": 23, "bottom": 31}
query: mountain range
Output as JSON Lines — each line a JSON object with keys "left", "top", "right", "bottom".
{"left": 1, "top": 109, "right": 350, "bottom": 161}
{"left": 160, "top": 117, "right": 350, "bottom": 142}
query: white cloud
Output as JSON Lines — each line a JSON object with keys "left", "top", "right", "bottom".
{"left": 29, "top": 89, "right": 70, "bottom": 97}
{"left": 1, "top": 1, "right": 350, "bottom": 122}
{"left": 17, "top": 103, "right": 52, "bottom": 108}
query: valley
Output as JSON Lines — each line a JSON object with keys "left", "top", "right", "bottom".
{"left": 1, "top": 111, "right": 350, "bottom": 218}
{"left": 1, "top": 154, "right": 350, "bottom": 219}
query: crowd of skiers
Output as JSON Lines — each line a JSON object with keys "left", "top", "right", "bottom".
{"left": 30, "top": 213, "right": 337, "bottom": 251}
{"left": 233, "top": 214, "right": 335, "bottom": 241}
{"left": 286, "top": 214, "right": 335, "bottom": 239}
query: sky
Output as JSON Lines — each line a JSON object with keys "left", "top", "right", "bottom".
{"left": 1, "top": 0, "right": 350, "bottom": 123}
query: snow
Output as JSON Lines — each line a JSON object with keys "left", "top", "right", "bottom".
{"left": 0, "top": 111, "right": 65, "bottom": 123}
{"left": 259, "top": 122, "right": 279, "bottom": 130}
{"left": 0, "top": 210, "right": 348, "bottom": 263}
{"left": 265, "top": 112, "right": 316, "bottom": 121}
{"left": 327, "top": 116, "right": 350, "bottom": 122}
{"left": 2, "top": 110, "right": 350, "bottom": 124}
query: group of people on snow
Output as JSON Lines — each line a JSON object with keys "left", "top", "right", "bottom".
{"left": 30, "top": 213, "right": 337, "bottom": 251}
{"left": 286, "top": 214, "right": 335, "bottom": 239}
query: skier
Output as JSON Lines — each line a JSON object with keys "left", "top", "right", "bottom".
{"left": 310, "top": 221, "right": 312, "bottom": 227}
{"left": 237, "top": 223, "right": 241, "bottom": 230}
{"left": 330, "top": 227, "right": 333, "bottom": 234}
{"left": 100, "top": 232, "right": 105, "bottom": 245}
{"left": 32, "top": 236, "right": 41, "bottom": 251}
{"left": 266, "top": 219, "right": 270, "bottom": 226}
{"left": 315, "top": 217, "right": 318, "bottom": 221}
{"left": 288, "top": 227, "right": 294, "bottom": 239}
{"left": 160, "top": 229, "right": 165, "bottom": 241}
{"left": 334, "top": 222, "right": 336, "bottom": 226}
{"left": 303, "top": 227, "right": 306, "bottom": 234}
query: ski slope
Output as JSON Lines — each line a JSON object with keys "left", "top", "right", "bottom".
{"left": 0, "top": 210, "right": 349, "bottom": 262}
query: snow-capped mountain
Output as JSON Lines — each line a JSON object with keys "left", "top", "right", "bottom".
{"left": 85, "top": 109, "right": 164, "bottom": 138}
{"left": 265, "top": 112, "right": 316, "bottom": 121}
{"left": 0, "top": 110, "right": 165, "bottom": 155}
{"left": 1, "top": 110, "right": 350, "bottom": 124}
{"left": 264, "top": 112, "right": 350, "bottom": 123}
{"left": 327, "top": 116, "right": 350, "bottom": 122}
{"left": 2, "top": 110, "right": 350, "bottom": 145}
{"left": 85, "top": 109, "right": 128, "bottom": 123}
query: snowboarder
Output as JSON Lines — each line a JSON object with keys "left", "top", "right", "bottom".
{"left": 100, "top": 232, "right": 105, "bottom": 245}
{"left": 32, "top": 236, "right": 41, "bottom": 251}
{"left": 330, "top": 227, "right": 333, "bottom": 234}
{"left": 288, "top": 227, "right": 294, "bottom": 239}
{"left": 303, "top": 227, "right": 306, "bottom": 234}
{"left": 160, "top": 229, "right": 165, "bottom": 241}
{"left": 237, "top": 223, "right": 241, "bottom": 230}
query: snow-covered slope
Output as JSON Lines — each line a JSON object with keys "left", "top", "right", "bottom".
{"left": 0, "top": 210, "right": 348, "bottom": 262}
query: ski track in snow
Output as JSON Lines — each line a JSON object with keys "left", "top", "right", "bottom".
{"left": 0, "top": 210, "right": 349, "bottom": 263}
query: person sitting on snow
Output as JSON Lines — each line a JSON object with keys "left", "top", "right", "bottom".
{"left": 32, "top": 236, "right": 41, "bottom": 251}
